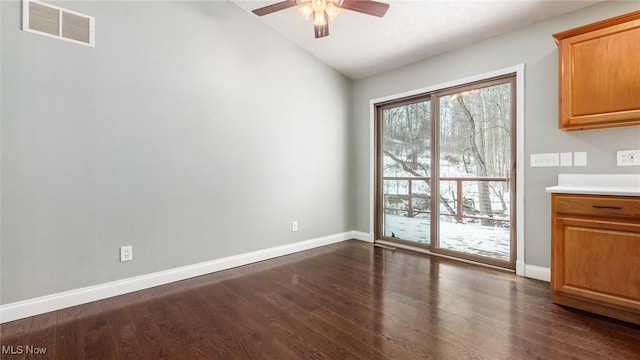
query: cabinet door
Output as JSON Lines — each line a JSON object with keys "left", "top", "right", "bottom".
{"left": 558, "top": 17, "right": 640, "bottom": 129}
{"left": 552, "top": 217, "right": 640, "bottom": 310}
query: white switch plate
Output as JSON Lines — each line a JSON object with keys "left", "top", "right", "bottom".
{"left": 292, "top": 221, "right": 298, "bottom": 232}
{"left": 560, "top": 152, "right": 573, "bottom": 167}
{"left": 617, "top": 149, "right": 640, "bottom": 166}
{"left": 574, "top": 152, "right": 587, "bottom": 167}
{"left": 530, "top": 153, "right": 559, "bottom": 167}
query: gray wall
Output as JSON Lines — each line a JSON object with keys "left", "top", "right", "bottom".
{"left": 3, "top": 0, "right": 640, "bottom": 306}
{"left": 351, "top": 1, "right": 640, "bottom": 268}
{"left": 0, "top": 1, "right": 353, "bottom": 304}
{"left": 0, "top": 1, "right": 4, "bottom": 305}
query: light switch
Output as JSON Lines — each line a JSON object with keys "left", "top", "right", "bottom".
{"left": 530, "top": 153, "right": 559, "bottom": 167}
{"left": 560, "top": 152, "right": 572, "bottom": 167}
{"left": 574, "top": 152, "right": 587, "bottom": 167}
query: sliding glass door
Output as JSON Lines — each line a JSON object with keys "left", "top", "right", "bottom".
{"left": 378, "top": 99, "right": 432, "bottom": 246}
{"left": 434, "top": 78, "right": 515, "bottom": 267}
{"left": 376, "top": 75, "right": 516, "bottom": 269}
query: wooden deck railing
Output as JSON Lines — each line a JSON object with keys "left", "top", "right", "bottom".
{"left": 383, "top": 176, "right": 509, "bottom": 223}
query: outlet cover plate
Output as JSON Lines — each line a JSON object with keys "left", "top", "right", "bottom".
{"left": 120, "top": 245, "right": 133, "bottom": 262}
{"left": 617, "top": 150, "right": 640, "bottom": 166}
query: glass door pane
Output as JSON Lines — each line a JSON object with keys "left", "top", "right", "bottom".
{"left": 380, "top": 100, "right": 431, "bottom": 245}
{"left": 435, "top": 82, "right": 513, "bottom": 264}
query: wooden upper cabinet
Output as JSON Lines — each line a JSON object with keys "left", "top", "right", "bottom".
{"left": 553, "top": 10, "right": 640, "bottom": 130}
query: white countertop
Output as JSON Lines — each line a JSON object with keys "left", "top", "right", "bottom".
{"left": 545, "top": 174, "right": 640, "bottom": 196}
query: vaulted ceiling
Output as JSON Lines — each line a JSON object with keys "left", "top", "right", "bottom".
{"left": 231, "top": 0, "right": 600, "bottom": 79}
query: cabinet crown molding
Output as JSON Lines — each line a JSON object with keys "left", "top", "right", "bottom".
{"left": 552, "top": 10, "right": 640, "bottom": 41}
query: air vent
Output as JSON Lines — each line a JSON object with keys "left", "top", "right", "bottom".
{"left": 22, "top": 0, "right": 95, "bottom": 47}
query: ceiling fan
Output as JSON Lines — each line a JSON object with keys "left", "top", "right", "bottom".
{"left": 252, "top": 0, "right": 390, "bottom": 39}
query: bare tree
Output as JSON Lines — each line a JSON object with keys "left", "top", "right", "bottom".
{"left": 455, "top": 96, "right": 494, "bottom": 225}
{"left": 383, "top": 149, "right": 456, "bottom": 216}
{"left": 382, "top": 84, "right": 511, "bottom": 227}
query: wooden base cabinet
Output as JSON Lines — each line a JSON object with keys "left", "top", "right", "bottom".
{"left": 551, "top": 193, "right": 640, "bottom": 324}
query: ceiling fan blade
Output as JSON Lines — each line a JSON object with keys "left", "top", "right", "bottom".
{"left": 252, "top": 0, "right": 297, "bottom": 16}
{"left": 339, "top": 0, "right": 389, "bottom": 17}
{"left": 314, "top": 23, "right": 329, "bottom": 38}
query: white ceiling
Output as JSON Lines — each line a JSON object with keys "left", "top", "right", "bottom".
{"left": 230, "top": 0, "right": 600, "bottom": 80}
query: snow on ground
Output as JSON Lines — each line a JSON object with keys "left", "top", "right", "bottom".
{"left": 384, "top": 214, "right": 510, "bottom": 261}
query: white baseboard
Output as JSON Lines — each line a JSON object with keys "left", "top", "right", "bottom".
{"left": 0, "top": 231, "right": 359, "bottom": 324}
{"left": 349, "top": 230, "right": 373, "bottom": 243}
{"left": 524, "top": 264, "right": 550, "bottom": 282}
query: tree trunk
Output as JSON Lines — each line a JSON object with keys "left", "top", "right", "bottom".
{"left": 456, "top": 96, "right": 493, "bottom": 225}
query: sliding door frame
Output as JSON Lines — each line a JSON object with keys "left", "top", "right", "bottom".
{"left": 370, "top": 65, "right": 525, "bottom": 273}
{"left": 430, "top": 75, "right": 516, "bottom": 269}
{"left": 375, "top": 94, "right": 433, "bottom": 249}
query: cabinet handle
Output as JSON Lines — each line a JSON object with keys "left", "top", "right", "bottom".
{"left": 592, "top": 205, "right": 622, "bottom": 210}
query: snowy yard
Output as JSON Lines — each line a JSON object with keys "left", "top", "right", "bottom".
{"left": 384, "top": 214, "right": 510, "bottom": 261}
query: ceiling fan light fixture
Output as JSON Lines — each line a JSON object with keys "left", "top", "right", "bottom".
{"left": 311, "top": 0, "right": 326, "bottom": 13}
{"left": 313, "top": 11, "right": 327, "bottom": 26}
{"left": 298, "top": 3, "right": 313, "bottom": 20}
{"left": 325, "top": 2, "right": 340, "bottom": 21}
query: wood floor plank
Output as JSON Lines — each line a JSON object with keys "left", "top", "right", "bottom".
{"left": 55, "top": 305, "right": 85, "bottom": 360}
{"left": 166, "top": 289, "right": 241, "bottom": 359}
{"left": 251, "top": 266, "right": 415, "bottom": 359}
{"left": 195, "top": 281, "right": 299, "bottom": 359}
{"left": 261, "top": 291, "right": 393, "bottom": 360}
{"left": 175, "top": 288, "right": 247, "bottom": 359}
{"left": 311, "top": 286, "right": 488, "bottom": 359}
{"left": 262, "top": 262, "right": 436, "bottom": 359}
{"left": 100, "top": 296, "right": 145, "bottom": 360}
{"left": 119, "top": 292, "right": 180, "bottom": 360}
{"left": 137, "top": 285, "right": 196, "bottom": 356}
{"left": 25, "top": 311, "right": 56, "bottom": 359}
{"left": 0, "top": 317, "right": 32, "bottom": 360}
{"left": 248, "top": 291, "right": 360, "bottom": 359}
{"left": 82, "top": 301, "right": 116, "bottom": 360}
{"left": 2, "top": 240, "right": 640, "bottom": 360}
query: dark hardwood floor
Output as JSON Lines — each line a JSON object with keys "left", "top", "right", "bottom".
{"left": 2, "top": 240, "right": 640, "bottom": 359}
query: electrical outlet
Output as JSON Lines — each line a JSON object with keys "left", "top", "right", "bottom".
{"left": 292, "top": 221, "right": 298, "bottom": 232}
{"left": 617, "top": 150, "right": 640, "bottom": 166}
{"left": 120, "top": 245, "right": 133, "bottom": 262}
